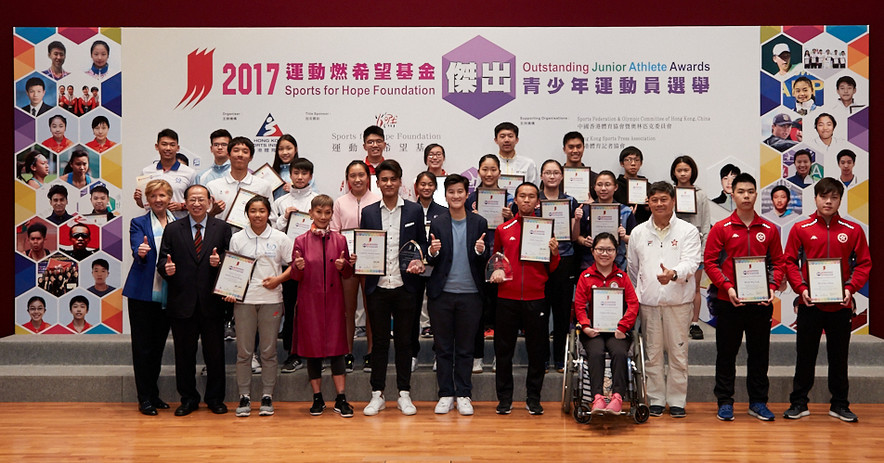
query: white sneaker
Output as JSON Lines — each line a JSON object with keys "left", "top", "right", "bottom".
{"left": 251, "top": 353, "right": 262, "bottom": 374}
{"left": 363, "top": 391, "right": 385, "bottom": 416}
{"left": 435, "top": 396, "right": 455, "bottom": 414}
{"left": 397, "top": 391, "right": 417, "bottom": 415}
{"left": 411, "top": 357, "right": 418, "bottom": 372}
{"left": 457, "top": 397, "right": 474, "bottom": 416}
{"left": 472, "top": 358, "right": 483, "bottom": 373}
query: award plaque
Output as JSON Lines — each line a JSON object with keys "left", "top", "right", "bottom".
{"left": 675, "top": 187, "right": 698, "bottom": 214}
{"left": 485, "top": 252, "right": 514, "bottom": 282}
{"left": 591, "top": 287, "right": 625, "bottom": 333}
{"left": 285, "top": 211, "right": 312, "bottom": 239}
{"left": 519, "top": 216, "right": 554, "bottom": 263}
{"left": 590, "top": 204, "right": 621, "bottom": 237}
{"left": 225, "top": 188, "right": 258, "bottom": 229}
{"left": 353, "top": 229, "right": 386, "bottom": 275}
{"left": 627, "top": 178, "right": 648, "bottom": 205}
{"left": 733, "top": 256, "right": 771, "bottom": 303}
{"left": 477, "top": 188, "right": 507, "bottom": 230}
{"left": 563, "top": 167, "right": 592, "bottom": 202}
{"left": 252, "top": 163, "right": 286, "bottom": 191}
{"left": 398, "top": 240, "right": 426, "bottom": 274}
{"left": 807, "top": 258, "right": 844, "bottom": 304}
{"left": 498, "top": 174, "right": 524, "bottom": 198}
{"left": 213, "top": 251, "right": 257, "bottom": 302}
{"left": 541, "top": 199, "right": 571, "bottom": 242}
{"left": 340, "top": 229, "right": 355, "bottom": 255}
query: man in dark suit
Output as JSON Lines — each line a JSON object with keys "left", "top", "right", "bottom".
{"left": 360, "top": 159, "right": 428, "bottom": 417}
{"left": 22, "top": 77, "right": 53, "bottom": 116}
{"left": 158, "top": 184, "right": 232, "bottom": 416}
{"left": 426, "top": 174, "right": 491, "bottom": 415}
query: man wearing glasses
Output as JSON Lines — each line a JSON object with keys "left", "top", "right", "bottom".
{"left": 196, "top": 129, "right": 233, "bottom": 186}
{"left": 613, "top": 146, "right": 651, "bottom": 224}
{"left": 67, "top": 223, "right": 95, "bottom": 260}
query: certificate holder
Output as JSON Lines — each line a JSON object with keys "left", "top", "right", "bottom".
{"left": 541, "top": 199, "right": 571, "bottom": 242}
{"left": 285, "top": 211, "right": 313, "bottom": 239}
{"left": 733, "top": 256, "right": 771, "bottom": 303}
{"left": 353, "top": 229, "right": 387, "bottom": 276}
{"left": 213, "top": 251, "right": 257, "bottom": 302}
{"left": 252, "top": 163, "right": 285, "bottom": 191}
{"left": 807, "top": 258, "right": 844, "bottom": 304}
{"left": 589, "top": 204, "right": 621, "bottom": 238}
{"left": 675, "top": 186, "right": 698, "bottom": 214}
{"left": 340, "top": 229, "right": 355, "bottom": 255}
{"left": 225, "top": 188, "right": 258, "bottom": 229}
{"left": 477, "top": 188, "right": 507, "bottom": 230}
{"left": 519, "top": 216, "right": 554, "bottom": 263}
{"left": 591, "top": 287, "right": 625, "bottom": 333}
{"left": 498, "top": 174, "right": 524, "bottom": 199}
{"left": 563, "top": 167, "right": 591, "bottom": 202}
{"left": 627, "top": 178, "right": 648, "bottom": 205}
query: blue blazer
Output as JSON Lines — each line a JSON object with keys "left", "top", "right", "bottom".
{"left": 424, "top": 201, "right": 448, "bottom": 223}
{"left": 360, "top": 199, "right": 428, "bottom": 295}
{"left": 426, "top": 211, "right": 491, "bottom": 300}
{"left": 122, "top": 212, "right": 161, "bottom": 302}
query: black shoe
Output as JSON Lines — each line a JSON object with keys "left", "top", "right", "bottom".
{"left": 174, "top": 402, "right": 199, "bottom": 416}
{"left": 783, "top": 403, "right": 810, "bottom": 419}
{"left": 689, "top": 323, "right": 704, "bottom": 340}
{"left": 150, "top": 398, "right": 170, "bottom": 409}
{"left": 310, "top": 395, "right": 326, "bottom": 416}
{"left": 280, "top": 354, "right": 303, "bottom": 373}
{"left": 207, "top": 402, "right": 228, "bottom": 414}
{"left": 139, "top": 400, "right": 158, "bottom": 416}
{"left": 649, "top": 405, "right": 665, "bottom": 417}
{"left": 496, "top": 401, "right": 513, "bottom": 415}
{"left": 829, "top": 405, "right": 858, "bottom": 422}
{"left": 526, "top": 400, "right": 544, "bottom": 415}
{"left": 224, "top": 322, "right": 236, "bottom": 341}
{"left": 669, "top": 406, "right": 686, "bottom": 418}
{"left": 420, "top": 326, "right": 433, "bottom": 338}
{"left": 345, "top": 353, "right": 355, "bottom": 373}
{"left": 363, "top": 353, "right": 372, "bottom": 373}
{"left": 335, "top": 397, "right": 354, "bottom": 418}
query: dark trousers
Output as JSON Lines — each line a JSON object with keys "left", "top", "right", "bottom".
{"left": 428, "top": 292, "right": 482, "bottom": 398}
{"left": 410, "top": 278, "right": 427, "bottom": 357}
{"left": 128, "top": 299, "right": 170, "bottom": 402}
{"left": 714, "top": 301, "right": 773, "bottom": 405}
{"left": 170, "top": 309, "right": 226, "bottom": 405}
{"left": 367, "top": 287, "right": 416, "bottom": 392}
{"left": 546, "top": 255, "right": 576, "bottom": 365}
{"left": 581, "top": 332, "right": 631, "bottom": 396}
{"left": 474, "top": 282, "right": 497, "bottom": 359}
{"left": 494, "top": 298, "right": 549, "bottom": 403}
{"left": 790, "top": 306, "right": 852, "bottom": 408}
{"left": 281, "top": 276, "right": 298, "bottom": 354}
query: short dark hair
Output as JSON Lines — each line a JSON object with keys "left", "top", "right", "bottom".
{"left": 814, "top": 177, "right": 844, "bottom": 197}
{"left": 90, "top": 86, "right": 98, "bottom": 92}
{"left": 494, "top": 122, "right": 518, "bottom": 138}
{"left": 376, "top": 159, "right": 402, "bottom": 179}
{"left": 70, "top": 223, "right": 90, "bottom": 236}
{"left": 70, "top": 295, "right": 89, "bottom": 310}
{"left": 423, "top": 144, "right": 445, "bottom": 165}
{"left": 363, "top": 125, "right": 385, "bottom": 142}
{"left": 836, "top": 75, "right": 856, "bottom": 89}
{"left": 647, "top": 181, "right": 675, "bottom": 198}
{"left": 47, "top": 41, "right": 66, "bottom": 54}
{"left": 732, "top": 173, "right": 757, "bottom": 189}
{"left": 184, "top": 184, "right": 210, "bottom": 200}
{"left": 69, "top": 149, "right": 89, "bottom": 164}
{"left": 596, "top": 170, "right": 617, "bottom": 184}
{"left": 719, "top": 163, "right": 741, "bottom": 179}
{"left": 443, "top": 174, "right": 469, "bottom": 192}
{"left": 771, "top": 185, "right": 791, "bottom": 201}
{"left": 592, "top": 232, "right": 619, "bottom": 249}
{"left": 92, "top": 258, "right": 109, "bottom": 271}
{"left": 619, "top": 146, "right": 643, "bottom": 163}
{"left": 28, "top": 222, "right": 48, "bottom": 238}
{"left": 48, "top": 114, "right": 67, "bottom": 128}
{"left": 291, "top": 158, "right": 314, "bottom": 174}
{"left": 25, "top": 77, "right": 45, "bottom": 91}
{"left": 515, "top": 181, "right": 539, "bottom": 197}
{"left": 814, "top": 113, "right": 837, "bottom": 129}
{"left": 209, "top": 129, "right": 232, "bottom": 142}
{"left": 478, "top": 154, "right": 500, "bottom": 168}
{"left": 244, "top": 195, "right": 272, "bottom": 214}
{"left": 90, "top": 40, "right": 110, "bottom": 55}
{"left": 415, "top": 171, "right": 437, "bottom": 187}
{"left": 562, "top": 131, "right": 584, "bottom": 147}
{"left": 90, "top": 184, "right": 109, "bottom": 196}
{"left": 670, "top": 155, "right": 698, "bottom": 185}
{"left": 175, "top": 153, "right": 189, "bottom": 165}
{"left": 793, "top": 149, "right": 813, "bottom": 163}
{"left": 27, "top": 296, "right": 46, "bottom": 310}
{"left": 792, "top": 76, "right": 816, "bottom": 101}
{"left": 48, "top": 184, "right": 68, "bottom": 200}
{"left": 227, "top": 136, "right": 254, "bottom": 157}
{"left": 837, "top": 149, "right": 856, "bottom": 162}
{"left": 157, "top": 128, "right": 179, "bottom": 143}
{"left": 345, "top": 160, "right": 371, "bottom": 180}
{"left": 91, "top": 115, "right": 109, "bottom": 129}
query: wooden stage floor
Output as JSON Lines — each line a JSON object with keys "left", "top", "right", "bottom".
{"left": 2, "top": 402, "right": 881, "bottom": 462}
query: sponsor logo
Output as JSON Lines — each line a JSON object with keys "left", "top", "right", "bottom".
{"left": 176, "top": 48, "right": 214, "bottom": 109}
{"left": 375, "top": 112, "right": 398, "bottom": 128}
{"left": 256, "top": 113, "right": 283, "bottom": 137}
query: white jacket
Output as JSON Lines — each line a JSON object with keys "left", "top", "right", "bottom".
{"left": 627, "top": 214, "right": 701, "bottom": 306}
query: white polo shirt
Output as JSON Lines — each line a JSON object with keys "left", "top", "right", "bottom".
{"left": 228, "top": 225, "right": 293, "bottom": 304}
{"left": 206, "top": 171, "right": 276, "bottom": 225}
{"left": 627, "top": 213, "right": 701, "bottom": 306}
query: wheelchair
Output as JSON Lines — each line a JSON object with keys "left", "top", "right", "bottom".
{"left": 561, "top": 325, "right": 650, "bottom": 424}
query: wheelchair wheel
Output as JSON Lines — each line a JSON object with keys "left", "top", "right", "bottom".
{"left": 574, "top": 404, "right": 592, "bottom": 424}
{"left": 633, "top": 404, "right": 650, "bottom": 424}
{"left": 561, "top": 328, "right": 578, "bottom": 414}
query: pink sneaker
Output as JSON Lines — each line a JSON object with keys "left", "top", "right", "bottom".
{"left": 591, "top": 395, "right": 607, "bottom": 413}
{"left": 607, "top": 393, "right": 622, "bottom": 414}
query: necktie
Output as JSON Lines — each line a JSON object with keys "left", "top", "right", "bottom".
{"left": 31, "top": 107, "right": 36, "bottom": 116}
{"left": 194, "top": 224, "right": 203, "bottom": 255}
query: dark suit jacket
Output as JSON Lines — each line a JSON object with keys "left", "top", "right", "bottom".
{"left": 423, "top": 201, "right": 448, "bottom": 223}
{"left": 157, "top": 215, "right": 231, "bottom": 319}
{"left": 22, "top": 103, "right": 52, "bottom": 116}
{"left": 426, "top": 211, "right": 491, "bottom": 300}
{"left": 360, "top": 199, "right": 428, "bottom": 295}
{"left": 122, "top": 212, "right": 161, "bottom": 302}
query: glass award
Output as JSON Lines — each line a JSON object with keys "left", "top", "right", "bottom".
{"left": 398, "top": 240, "right": 426, "bottom": 274}
{"left": 485, "top": 252, "right": 513, "bottom": 282}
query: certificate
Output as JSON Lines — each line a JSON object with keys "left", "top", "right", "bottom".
{"left": 591, "top": 287, "right": 625, "bottom": 333}
{"left": 590, "top": 204, "right": 620, "bottom": 237}
{"left": 563, "top": 167, "right": 591, "bottom": 202}
{"left": 477, "top": 188, "right": 506, "bottom": 230}
{"left": 675, "top": 187, "right": 697, "bottom": 214}
{"left": 432, "top": 176, "right": 447, "bottom": 206}
{"left": 353, "top": 229, "right": 386, "bottom": 275}
{"left": 213, "top": 251, "right": 256, "bottom": 302}
{"left": 541, "top": 200, "right": 571, "bottom": 241}
{"left": 135, "top": 173, "right": 159, "bottom": 194}
{"left": 807, "top": 258, "right": 844, "bottom": 304}
{"left": 252, "top": 163, "right": 286, "bottom": 191}
{"left": 225, "top": 188, "right": 257, "bottom": 229}
{"left": 519, "top": 216, "right": 554, "bottom": 263}
{"left": 340, "top": 229, "right": 355, "bottom": 255}
{"left": 285, "top": 211, "right": 312, "bottom": 239}
{"left": 498, "top": 174, "right": 524, "bottom": 198}
{"left": 84, "top": 213, "right": 109, "bottom": 226}
{"left": 733, "top": 256, "right": 770, "bottom": 303}
{"left": 627, "top": 178, "right": 648, "bottom": 204}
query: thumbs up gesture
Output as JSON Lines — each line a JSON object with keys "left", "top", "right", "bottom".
{"left": 209, "top": 247, "right": 220, "bottom": 267}
{"left": 137, "top": 236, "right": 150, "bottom": 258}
{"left": 165, "top": 254, "right": 176, "bottom": 276}
{"left": 335, "top": 250, "right": 346, "bottom": 271}
{"left": 294, "top": 250, "right": 305, "bottom": 270}
{"left": 429, "top": 233, "right": 441, "bottom": 255}
{"left": 657, "top": 262, "right": 676, "bottom": 285}
{"left": 475, "top": 233, "right": 486, "bottom": 254}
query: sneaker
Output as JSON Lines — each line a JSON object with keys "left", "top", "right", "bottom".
{"left": 484, "top": 329, "right": 494, "bottom": 339}
{"left": 717, "top": 404, "right": 735, "bottom": 421}
{"left": 472, "top": 358, "right": 483, "bottom": 373}
{"left": 354, "top": 326, "right": 367, "bottom": 338}
{"left": 363, "top": 391, "right": 385, "bottom": 416}
{"left": 344, "top": 353, "right": 355, "bottom": 373}
{"left": 555, "top": 362, "right": 565, "bottom": 373}
{"left": 200, "top": 366, "right": 207, "bottom": 376}
{"left": 397, "top": 391, "right": 417, "bottom": 416}
{"left": 411, "top": 357, "right": 418, "bottom": 372}
{"left": 783, "top": 403, "right": 810, "bottom": 420}
{"left": 456, "top": 397, "right": 474, "bottom": 416}
{"left": 259, "top": 396, "right": 274, "bottom": 416}
{"left": 435, "top": 396, "right": 455, "bottom": 414}
{"left": 335, "top": 397, "right": 354, "bottom": 418}
{"left": 526, "top": 399, "right": 544, "bottom": 415}
{"left": 607, "top": 393, "right": 623, "bottom": 414}
{"left": 669, "top": 406, "right": 686, "bottom": 418}
{"left": 224, "top": 322, "right": 236, "bottom": 341}
{"left": 689, "top": 323, "right": 704, "bottom": 340}
{"left": 829, "top": 405, "right": 858, "bottom": 422}
{"left": 235, "top": 396, "right": 251, "bottom": 417}
{"left": 310, "top": 395, "right": 326, "bottom": 416}
{"left": 649, "top": 405, "right": 665, "bottom": 417}
{"left": 496, "top": 401, "right": 512, "bottom": 415}
{"left": 363, "top": 354, "right": 372, "bottom": 373}
{"left": 748, "top": 402, "right": 775, "bottom": 421}
{"left": 251, "top": 353, "right": 262, "bottom": 374}
{"left": 280, "top": 354, "right": 302, "bottom": 373}
{"left": 591, "top": 394, "right": 607, "bottom": 414}
{"left": 420, "top": 326, "right": 433, "bottom": 338}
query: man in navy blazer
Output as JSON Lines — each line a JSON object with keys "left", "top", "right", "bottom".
{"left": 359, "top": 159, "right": 428, "bottom": 416}
{"left": 426, "top": 175, "right": 491, "bottom": 415}
{"left": 157, "top": 184, "right": 232, "bottom": 416}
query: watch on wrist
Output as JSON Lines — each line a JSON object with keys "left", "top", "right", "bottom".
{"left": 672, "top": 270, "right": 678, "bottom": 281}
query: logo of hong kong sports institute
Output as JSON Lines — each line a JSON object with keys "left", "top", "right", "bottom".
{"left": 442, "top": 36, "right": 516, "bottom": 119}
{"left": 177, "top": 48, "right": 214, "bottom": 109}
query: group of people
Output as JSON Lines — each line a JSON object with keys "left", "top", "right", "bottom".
{"left": 58, "top": 84, "right": 99, "bottom": 116}
{"left": 119, "top": 122, "right": 870, "bottom": 425}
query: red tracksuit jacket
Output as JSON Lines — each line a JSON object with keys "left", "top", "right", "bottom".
{"left": 573, "top": 264, "right": 640, "bottom": 334}
{"left": 493, "top": 214, "right": 560, "bottom": 301}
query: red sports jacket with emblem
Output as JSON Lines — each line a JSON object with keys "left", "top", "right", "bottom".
{"left": 573, "top": 263, "right": 640, "bottom": 334}
{"left": 493, "top": 213, "right": 560, "bottom": 301}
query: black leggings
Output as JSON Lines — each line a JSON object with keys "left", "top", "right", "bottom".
{"left": 306, "top": 355, "right": 346, "bottom": 380}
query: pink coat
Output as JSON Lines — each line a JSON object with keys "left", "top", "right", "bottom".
{"left": 291, "top": 230, "right": 353, "bottom": 358}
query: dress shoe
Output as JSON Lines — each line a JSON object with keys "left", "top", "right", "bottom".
{"left": 174, "top": 402, "right": 199, "bottom": 416}
{"left": 150, "top": 398, "right": 170, "bottom": 409}
{"left": 139, "top": 401, "right": 158, "bottom": 416}
{"left": 207, "top": 402, "right": 228, "bottom": 414}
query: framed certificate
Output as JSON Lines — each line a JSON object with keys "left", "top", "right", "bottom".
{"left": 84, "top": 213, "right": 110, "bottom": 226}
{"left": 519, "top": 216, "right": 554, "bottom": 263}
{"left": 733, "top": 256, "right": 770, "bottom": 303}
{"left": 675, "top": 187, "right": 697, "bottom": 214}
{"left": 591, "top": 287, "right": 625, "bottom": 333}
{"left": 285, "top": 211, "right": 312, "bottom": 239}
{"left": 353, "top": 229, "right": 386, "bottom": 275}
{"left": 541, "top": 199, "right": 571, "bottom": 241}
{"left": 432, "top": 176, "right": 447, "bottom": 206}
{"left": 498, "top": 174, "right": 524, "bottom": 198}
{"left": 213, "top": 251, "right": 257, "bottom": 302}
{"left": 252, "top": 163, "right": 286, "bottom": 191}
{"left": 340, "top": 229, "right": 355, "bottom": 255}
{"left": 590, "top": 204, "right": 620, "bottom": 237}
{"left": 563, "top": 167, "right": 591, "bottom": 202}
{"left": 135, "top": 173, "right": 159, "bottom": 194}
{"left": 807, "top": 258, "right": 844, "bottom": 304}
{"left": 225, "top": 188, "right": 258, "bottom": 229}
{"left": 627, "top": 178, "right": 648, "bottom": 205}
{"left": 477, "top": 188, "right": 507, "bottom": 230}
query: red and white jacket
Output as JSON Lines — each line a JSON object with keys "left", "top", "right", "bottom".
{"left": 493, "top": 214, "right": 560, "bottom": 301}
{"left": 784, "top": 212, "right": 872, "bottom": 312}
{"left": 573, "top": 264, "right": 640, "bottom": 334}
{"left": 704, "top": 210, "right": 785, "bottom": 302}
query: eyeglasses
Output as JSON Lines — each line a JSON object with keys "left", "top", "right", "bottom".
{"left": 622, "top": 156, "right": 641, "bottom": 164}
{"left": 365, "top": 140, "right": 385, "bottom": 146}
{"left": 427, "top": 153, "right": 444, "bottom": 158}
{"left": 594, "top": 247, "right": 616, "bottom": 255}
{"left": 542, "top": 171, "right": 562, "bottom": 176}
{"left": 71, "top": 232, "right": 89, "bottom": 239}
{"left": 212, "top": 142, "right": 228, "bottom": 148}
